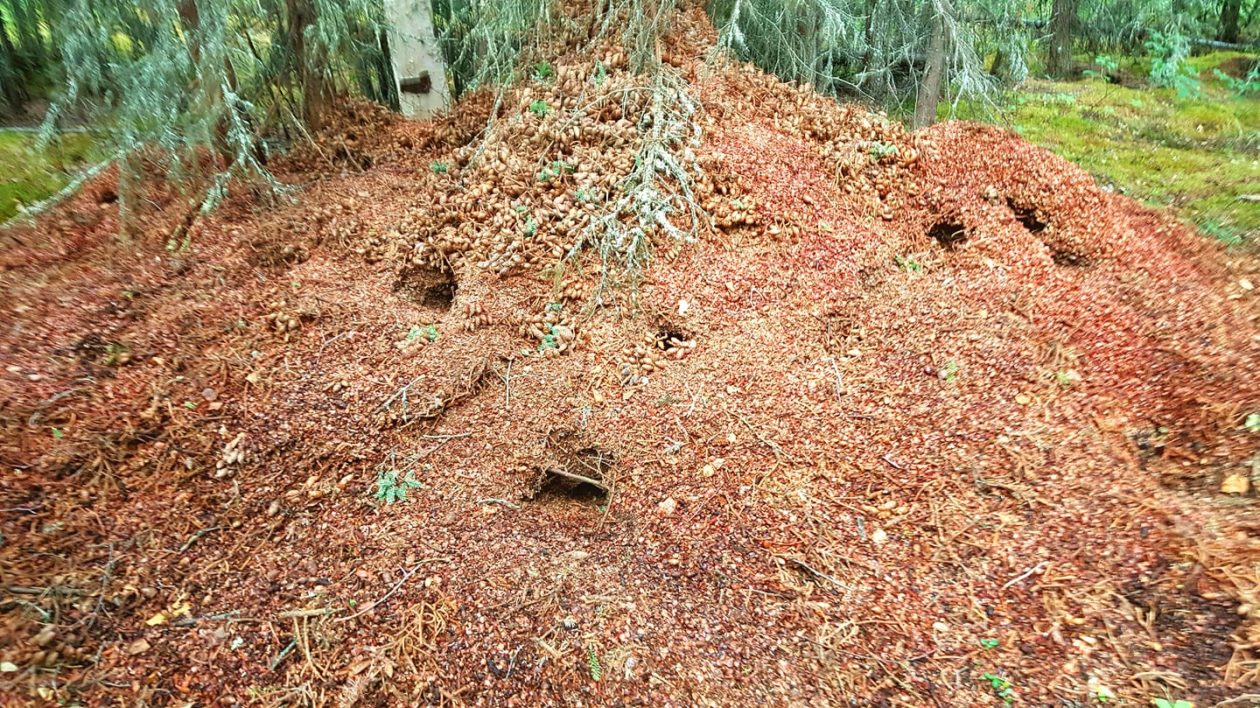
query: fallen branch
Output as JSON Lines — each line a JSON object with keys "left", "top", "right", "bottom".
{"left": 477, "top": 498, "right": 521, "bottom": 510}
{"left": 334, "top": 557, "right": 452, "bottom": 624}
{"left": 178, "top": 526, "right": 223, "bottom": 553}
{"left": 1002, "top": 561, "right": 1049, "bottom": 590}
{"left": 542, "top": 466, "right": 609, "bottom": 492}
{"left": 278, "top": 607, "right": 338, "bottom": 619}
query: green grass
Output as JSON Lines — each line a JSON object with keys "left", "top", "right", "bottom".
{"left": 0, "top": 130, "right": 100, "bottom": 222}
{"left": 972, "top": 52, "right": 1260, "bottom": 247}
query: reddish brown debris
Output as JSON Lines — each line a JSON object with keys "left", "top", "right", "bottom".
{"left": 1, "top": 12, "right": 1259, "bottom": 707}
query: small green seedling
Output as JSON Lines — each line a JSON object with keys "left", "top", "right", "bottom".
{"left": 530, "top": 100, "right": 550, "bottom": 117}
{"left": 103, "top": 342, "right": 130, "bottom": 366}
{"left": 1152, "top": 700, "right": 1193, "bottom": 708}
{"left": 895, "top": 255, "right": 922, "bottom": 273}
{"left": 940, "top": 361, "right": 959, "bottom": 384}
{"left": 592, "top": 60, "right": 607, "bottom": 85}
{"left": 1082, "top": 55, "right": 1118, "bottom": 82}
{"left": 979, "top": 638, "right": 999, "bottom": 650}
{"left": 51, "top": 428, "right": 64, "bottom": 439}
{"left": 869, "top": 141, "right": 898, "bottom": 160}
{"left": 430, "top": 161, "right": 449, "bottom": 174}
{"left": 536, "top": 160, "right": 575, "bottom": 183}
{"left": 532, "top": 61, "right": 554, "bottom": 81}
{"left": 586, "top": 646, "right": 602, "bottom": 681}
{"left": 523, "top": 218, "right": 538, "bottom": 237}
{"left": 374, "top": 469, "right": 421, "bottom": 504}
{"left": 981, "top": 673, "right": 1015, "bottom": 704}
{"left": 1245, "top": 412, "right": 1260, "bottom": 433}
{"left": 575, "top": 187, "right": 597, "bottom": 203}
{"left": 406, "top": 324, "right": 439, "bottom": 343}
{"left": 183, "top": 401, "right": 198, "bottom": 410}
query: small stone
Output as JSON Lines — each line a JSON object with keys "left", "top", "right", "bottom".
{"left": 27, "top": 373, "right": 42, "bottom": 382}
{"left": 870, "top": 528, "right": 888, "bottom": 545}
{"left": 1015, "top": 393, "right": 1032, "bottom": 405}
{"left": 657, "top": 497, "right": 678, "bottom": 516}
{"left": 1222, "top": 474, "right": 1250, "bottom": 495}
{"left": 201, "top": 388, "right": 218, "bottom": 401}
{"left": 0, "top": 661, "right": 17, "bottom": 673}
{"left": 126, "top": 638, "right": 151, "bottom": 655}
{"left": 1240, "top": 278, "right": 1254, "bottom": 291}
{"left": 932, "top": 621, "right": 949, "bottom": 633}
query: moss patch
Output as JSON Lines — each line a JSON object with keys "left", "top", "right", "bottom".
{"left": 0, "top": 130, "right": 100, "bottom": 222}
{"left": 960, "top": 52, "right": 1260, "bottom": 247}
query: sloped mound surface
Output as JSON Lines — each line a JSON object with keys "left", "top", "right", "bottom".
{"left": 2, "top": 26, "right": 1259, "bottom": 708}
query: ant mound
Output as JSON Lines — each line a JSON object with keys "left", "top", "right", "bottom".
{"left": 1, "top": 8, "right": 1257, "bottom": 706}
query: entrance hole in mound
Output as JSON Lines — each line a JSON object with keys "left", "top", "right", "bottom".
{"left": 1007, "top": 198, "right": 1048, "bottom": 234}
{"left": 928, "top": 221, "right": 969, "bottom": 249}
{"left": 654, "top": 326, "right": 691, "bottom": 352}
{"left": 529, "top": 432, "right": 615, "bottom": 506}
{"left": 395, "top": 264, "right": 457, "bottom": 311}
{"left": 530, "top": 446, "right": 613, "bottom": 506}
{"left": 98, "top": 189, "right": 118, "bottom": 205}
{"left": 534, "top": 467, "right": 609, "bottom": 504}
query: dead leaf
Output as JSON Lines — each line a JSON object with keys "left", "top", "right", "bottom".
{"left": 127, "top": 638, "right": 151, "bottom": 655}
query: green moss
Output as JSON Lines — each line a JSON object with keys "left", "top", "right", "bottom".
{"left": 994, "top": 58, "right": 1260, "bottom": 246}
{"left": 0, "top": 130, "right": 100, "bottom": 222}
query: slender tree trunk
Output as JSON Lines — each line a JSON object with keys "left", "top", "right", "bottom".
{"left": 1047, "top": 0, "right": 1077, "bottom": 78}
{"left": 287, "top": 0, "right": 330, "bottom": 129}
{"left": 1219, "top": 0, "right": 1243, "bottom": 44}
{"left": 858, "top": 0, "right": 880, "bottom": 98}
{"left": 913, "top": 1, "right": 947, "bottom": 129}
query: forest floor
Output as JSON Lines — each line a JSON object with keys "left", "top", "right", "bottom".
{"left": 2, "top": 15, "right": 1260, "bottom": 707}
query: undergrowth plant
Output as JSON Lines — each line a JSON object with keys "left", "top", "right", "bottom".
{"left": 374, "top": 467, "right": 422, "bottom": 504}
{"left": 1145, "top": 31, "right": 1200, "bottom": 98}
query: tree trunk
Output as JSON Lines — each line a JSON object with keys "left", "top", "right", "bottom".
{"left": 990, "top": 49, "right": 1015, "bottom": 86}
{"left": 287, "top": 0, "right": 330, "bottom": 129}
{"left": 859, "top": 0, "right": 880, "bottom": 98}
{"left": 1219, "top": 0, "right": 1243, "bottom": 44}
{"left": 913, "top": 2, "right": 947, "bottom": 130}
{"left": 1047, "top": 0, "right": 1077, "bottom": 79}
{"left": 385, "top": 0, "right": 451, "bottom": 118}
